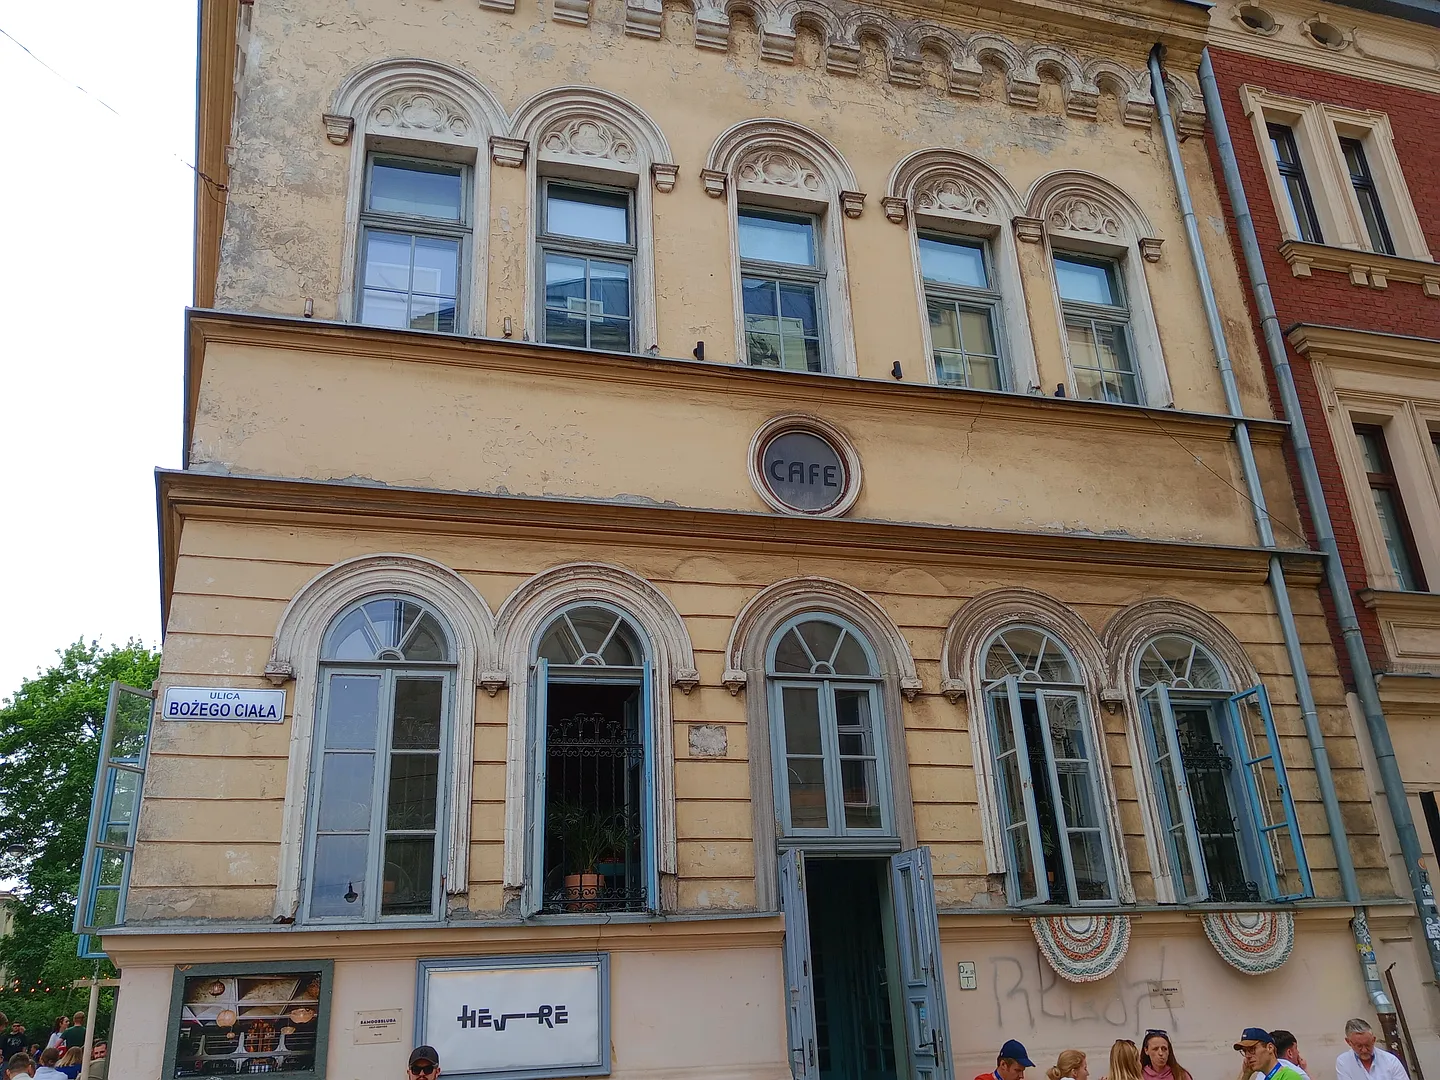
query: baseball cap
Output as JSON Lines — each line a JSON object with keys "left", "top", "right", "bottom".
{"left": 1234, "top": 1028, "right": 1273, "bottom": 1050}
{"left": 409, "top": 1046, "right": 440, "bottom": 1068}
{"left": 1001, "top": 1039, "right": 1036, "bottom": 1068}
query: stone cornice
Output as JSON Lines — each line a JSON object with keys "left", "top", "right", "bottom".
{"left": 184, "top": 310, "right": 1288, "bottom": 476}
{"left": 1279, "top": 241, "right": 1440, "bottom": 296}
{"left": 1286, "top": 322, "right": 1440, "bottom": 371}
{"left": 155, "top": 469, "right": 1324, "bottom": 625}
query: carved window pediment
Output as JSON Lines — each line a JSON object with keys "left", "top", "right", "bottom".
{"left": 370, "top": 90, "right": 472, "bottom": 142}
{"left": 538, "top": 117, "right": 638, "bottom": 169}
{"left": 736, "top": 149, "right": 825, "bottom": 196}
{"left": 1046, "top": 195, "right": 1122, "bottom": 239}
{"left": 914, "top": 176, "right": 993, "bottom": 220}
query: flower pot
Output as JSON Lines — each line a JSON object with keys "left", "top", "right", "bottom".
{"left": 563, "top": 871, "right": 604, "bottom": 911}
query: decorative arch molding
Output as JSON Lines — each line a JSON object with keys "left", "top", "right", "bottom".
{"left": 726, "top": 577, "right": 921, "bottom": 910}
{"left": 703, "top": 117, "right": 861, "bottom": 205}
{"left": 327, "top": 57, "right": 508, "bottom": 333}
{"left": 508, "top": 85, "right": 678, "bottom": 190}
{"left": 265, "top": 553, "right": 498, "bottom": 920}
{"left": 1025, "top": 169, "right": 1173, "bottom": 407}
{"left": 493, "top": 563, "right": 699, "bottom": 891}
{"left": 940, "top": 588, "right": 1131, "bottom": 895}
{"left": 885, "top": 148, "right": 1039, "bottom": 391}
{"left": 1101, "top": 597, "right": 1264, "bottom": 904}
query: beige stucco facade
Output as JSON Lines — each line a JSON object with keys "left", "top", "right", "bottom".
{"left": 104, "top": 0, "right": 1440, "bottom": 1076}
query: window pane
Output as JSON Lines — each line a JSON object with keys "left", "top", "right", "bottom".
{"left": 1066, "top": 318, "right": 1099, "bottom": 369}
{"left": 545, "top": 309, "right": 588, "bottom": 349}
{"left": 591, "top": 317, "right": 632, "bottom": 353}
{"left": 1373, "top": 488, "right": 1422, "bottom": 590}
{"left": 832, "top": 633, "right": 872, "bottom": 676}
{"left": 1068, "top": 831, "right": 1111, "bottom": 901}
{"left": 959, "top": 308, "right": 997, "bottom": 356}
{"left": 393, "top": 678, "right": 443, "bottom": 749}
{"left": 774, "top": 629, "right": 812, "bottom": 673}
{"left": 1011, "top": 826, "right": 1038, "bottom": 900}
{"left": 929, "top": 300, "right": 961, "bottom": 351}
{"left": 381, "top": 836, "right": 436, "bottom": 915}
{"left": 408, "top": 294, "right": 456, "bottom": 334}
{"left": 109, "top": 769, "right": 139, "bottom": 824}
{"left": 402, "top": 612, "right": 449, "bottom": 662}
{"left": 1282, "top": 176, "right": 1321, "bottom": 244}
{"left": 545, "top": 253, "right": 588, "bottom": 311}
{"left": 786, "top": 758, "right": 829, "bottom": 829}
{"left": 546, "top": 185, "right": 630, "bottom": 244}
{"left": 412, "top": 236, "right": 459, "bottom": 298}
{"left": 324, "top": 675, "right": 382, "bottom": 750}
{"left": 841, "top": 758, "right": 882, "bottom": 829}
{"left": 1054, "top": 256, "right": 1119, "bottom": 305}
{"left": 1356, "top": 428, "right": 1386, "bottom": 473}
{"left": 89, "top": 888, "right": 120, "bottom": 930}
{"left": 797, "top": 620, "right": 842, "bottom": 666}
{"left": 103, "top": 823, "right": 131, "bottom": 846}
{"left": 363, "top": 232, "right": 413, "bottom": 290}
{"left": 590, "top": 260, "right": 632, "bottom": 318}
{"left": 739, "top": 211, "right": 816, "bottom": 266}
{"left": 370, "top": 159, "right": 463, "bottom": 221}
{"left": 317, "top": 752, "right": 375, "bottom": 832}
{"left": 98, "top": 849, "right": 126, "bottom": 886}
{"left": 835, "top": 688, "right": 875, "bottom": 758}
{"left": 782, "top": 685, "right": 824, "bottom": 755}
{"left": 387, "top": 754, "right": 439, "bottom": 830}
{"left": 360, "top": 289, "right": 410, "bottom": 330}
{"left": 778, "top": 283, "right": 819, "bottom": 335}
{"left": 310, "top": 834, "right": 369, "bottom": 917}
{"left": 918, "top": 236, "right": 988, "bottom": 288}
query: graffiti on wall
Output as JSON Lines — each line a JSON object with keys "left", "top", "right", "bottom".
{"left": 988, "top": 946, "right": 1180, "bottom": 1037}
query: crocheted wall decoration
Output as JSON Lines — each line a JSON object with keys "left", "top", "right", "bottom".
{"left": 1202, "top": 910, "right": 1295, "bottom": 974}
{"left": 1029, "top": 914, "right": 1131, "bottom": 982}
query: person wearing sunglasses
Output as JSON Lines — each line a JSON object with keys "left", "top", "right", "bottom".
{"left": 408, "top": 1046, "right": 441, "bottom": 1079}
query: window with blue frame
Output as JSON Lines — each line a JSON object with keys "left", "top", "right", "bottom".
{"left": 527, "top": 605, "right": 658, "bottom": 916}
{"left": 1136, "top": 634, "right": 1311, "bottom": 903}
{"left": 983, "top": 626, "right": 1116, "bottom": 907}
{"left": 76, "top": 681, "right": 155, "bottom": 944}
{"left": 301, "top": 596, "right": 455, "bottom": 923}
{"left": 767, "top": 614, "right": 892, "bottom": 844}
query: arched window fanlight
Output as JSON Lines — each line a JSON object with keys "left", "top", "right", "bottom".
{"left": 984, "top": 626, "right": 1080, "bottom": 684}
{"left": 770, "top": 618, "right": 877, "bottom": 677}
{"left": 322, "top": 597, "right": 452, "bottom": 662}
{"left": 537, "top": 605, "right": 643, "bottom": 666}
{"left": 1138, "top": 634, "right": 1227, "bottom": 691}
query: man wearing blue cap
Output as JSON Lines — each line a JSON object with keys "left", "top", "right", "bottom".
{"left": 1235, "top": 1028, "right": 1306, "bottom": 1080}
{"left": 974, "top": 1039, "right": 1035, "bottom": 1080}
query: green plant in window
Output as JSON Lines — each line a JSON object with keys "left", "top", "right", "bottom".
{"left": 546, "top": 800, "right": 632, "bottom": 874}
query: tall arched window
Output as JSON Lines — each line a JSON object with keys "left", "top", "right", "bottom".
{"left": 982, "top": 625, "right": 1116, "bottom": 906}
{"left": 529, "top": 604, "right": 657, "bottom": 915}
{"left": 303, "top": 596, "right": 455, "bottom": 922}
{"left": 767, "top": 614, "right": 891, "bottom": 843}
{"left": 1137, "top": 634, "right": 1310, "bottom": 903}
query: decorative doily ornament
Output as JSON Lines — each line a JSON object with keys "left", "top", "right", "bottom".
{"left": 1202, "top": 910, "right": 1295, "bottom": 974}
{"left": 1030, "top": 914, "right": 1131, "bottom": 982}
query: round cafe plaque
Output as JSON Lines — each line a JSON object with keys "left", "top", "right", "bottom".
{"left": 749, "top": 415, "right": 861, "bottom": 517}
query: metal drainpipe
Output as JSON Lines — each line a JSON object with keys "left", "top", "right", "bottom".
{"left": 1148, "top": 44, "right": 1359, "bottom": 904}
{"left": 1196, "top": 44, "right": 1440, "bottom": 1008}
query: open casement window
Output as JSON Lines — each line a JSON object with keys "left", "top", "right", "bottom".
{"left": 1053, "top": 254, "right": 1140, "bottom": 406}
{"left": 525, "top": 605, "right": 659, "bottom": 916}
{"left": 1137, "top": 635, "right": 1312, "bottom": 903}
{"left": 740, "top": 210, "right": 827, "bottom": 373}
{"left": 779, "top": 848, "right": 953, "bottom": 1080}
{"left": 358, "top": 155, "right": 469, "bottom": 334}
{"left": 75, "top": 682, "right": 155, "bottom": 946}
{"left": 982, "top": 627, "right": 1116, "bottom": 907}
{"left": 919, "top": 234, "right": 1005, "bottom": 391}
{"left": 302, "top": 597, "right": 454, "bottom": 923}
{"left": 538, "top": 181, "right": 636, "bottom": 352}
{"left": 768, "top": 615, "right": 892, "bottom": 847}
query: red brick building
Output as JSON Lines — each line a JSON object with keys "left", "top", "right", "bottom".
{"left": 1205, "top": 0, "right": 1440, "bottom": 1047}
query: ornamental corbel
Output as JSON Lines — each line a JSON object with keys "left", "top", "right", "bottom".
{"left": 940, "top": 678, "right": 967, "bottom": 705}
{"left": 1348, "top": 264, "right": 1370, "bottom": 287}
{"left": 900, "top": 676, "right": 923, "bottom": 702}
{"left": 263, "top": 660, "right": 294, "bottom": 687}
{"left": 1013, "top": 216, "right": 1045, "bottom": 243}
{"left": 840, "top": 191, "right": 867, "bottom": 219}
{"left": 722, "top": 669, "right": 748, "bottom": 695}
{"left": 490, "top": 136, "right": 529, "bottom": 168}
{"left": 881, "top": 196, "right": 908, "bottom": 225}
{"left": 479, "top": 671, "right": 509, "bottom": 697}
{"left": 701, "top": 168, "right": 728, "bottom": 198}
{"left": 321, "top": 114, "right": 354, "bottom": 145}
{"left": 651, "top": 162, "right": 679, "bottom": 193}
{"left": 1423, "top": 276, "right": 1440, "bottom": 298}
{"left": 673, "top": 669, "right": 701, "bottom": 695}
{"left": 1138, "top": 237, "right": 1164, "bottom": 263}
{"left": 1099, "top": 687, "right": 1126, "bottom": 714}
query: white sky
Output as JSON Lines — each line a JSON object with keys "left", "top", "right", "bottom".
{"left": 0, "top": 2, "right": 194, "bottom": 695}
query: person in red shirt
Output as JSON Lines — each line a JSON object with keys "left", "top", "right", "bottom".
{"left": 976, "top": 1040, "right": 1036, "bottom": 1080}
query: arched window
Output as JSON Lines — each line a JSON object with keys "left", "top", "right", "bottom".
{"left": 1136, "top": 634, "right": 1310, "bottom": 903}
{"left": 529, "top": 603, "right": 656, "bottom": 915}
{"left": 982, "top": 625, "right": 1116, "bottom": 906}
{"left": 767, "top": 614, "right": 891, "bottom": 841}
{"left": 303, "top": 595, "right": 455, "bottom": 922}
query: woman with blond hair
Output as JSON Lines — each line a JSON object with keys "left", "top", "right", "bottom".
{"left": 1047, "top": 1050, "right": 1089, "bottom": 1080}
{"left": 1099, "top": 1040, "right": 1144, "bottom": 1080}
{"left": 1141, "top": 1031, "right": 1192, "bottom": 1080}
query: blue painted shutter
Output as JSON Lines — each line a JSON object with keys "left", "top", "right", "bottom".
{"left": 891, "top": 847, "right": 955, "bottom": 1080}
{"left": 642, "top": 659, "right": 660, "bottom": 912}
{"left": 523, "top": 659, "right": 549, "bottom": 917}
{"left": 1139, "top": 685, "right": 1208, "bottom": 902}
{"left": 988, "top": 677, "right": 1048, "bottom": 904}
{"left": 778, "top": 849, "right": 817, "bottom": 1080}
{"left": 1226, "top": 684, "right": 1312, "bottom": 901}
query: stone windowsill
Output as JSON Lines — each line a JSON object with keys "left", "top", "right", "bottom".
{"left": 1359, "top": 587, "right": 1440, "bottom": 674}
{"left": 1279, "top": 240, "right": 1440, "bottom": 296}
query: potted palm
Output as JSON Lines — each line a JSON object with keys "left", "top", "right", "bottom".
{"left": 546, "top": 801, "right": 632, "bottom": 909}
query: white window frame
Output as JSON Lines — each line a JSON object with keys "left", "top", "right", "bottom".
{"left": 535, "top": 178, "right": 638, "bottom": 352}
{"left": 1052, "top": 251, "right": 1143, "bottom": 405}
{"left": 917, "top": 232, "right": 1010, "bottom": 390}
{"left": 737, "top": 207, "right": 830, "bottom": 373}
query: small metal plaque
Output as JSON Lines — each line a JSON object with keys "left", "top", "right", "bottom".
{"left": 355, "top": 1009, "right": 403, "bottom": 1044}
{"left": 1148, "top": 980, "right": 1183, "bottom": 1007}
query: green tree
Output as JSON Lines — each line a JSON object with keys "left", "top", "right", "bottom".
{"left": 0, "top": 640, "right": 160, "bottom": 1034}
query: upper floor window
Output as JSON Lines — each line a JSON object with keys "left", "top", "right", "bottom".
{"left": 982, "top": 626, "right": 1115, "bottom": 906}
{"left": 920, "top": 234, "right": 1004, "bottom": 390}
{"left": 539, "top": 181, "right": 635, "bottom": 353}
{"left": 1355, "top": 424, "right": 1427, "bottom": 591}
{"left": 1136, "top": 634, "right": 1311, "bottom": 903}
{"left": 1054, "top": 254, "right": 1139, "bottom": 405}
{"left": 1340, "top": 138, "right": 1395, "bottom": 256}
{"left": 740, "top": 209, "right": 825, "bottom": 373}
{"left": 1267, "top": 124, "right": 1324, "bottom": 245}
{"left": 358, "top": 156, "right": 469, "bottom": 334}
{"left": 767, "top": 615, "right": 890, "bottom": 842}
{"left": 304, "top": 597, "right": 454, "bottom": 923}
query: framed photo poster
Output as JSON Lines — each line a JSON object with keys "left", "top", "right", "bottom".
{"left": 161, "top": 960, "right": 333, "bottom": 1079}
{"left": 416, "top": 954, "right": 610, "bottom": 1080}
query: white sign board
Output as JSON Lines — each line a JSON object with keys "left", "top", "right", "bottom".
{"left": 419, "top": 956, "right": 609, "bottom": 1079}
{"left": 161, "top": 685, "right": 286, "bottom": 722}
{"left": 355, "top": 1009, "right": 403, "bottom": 1044}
